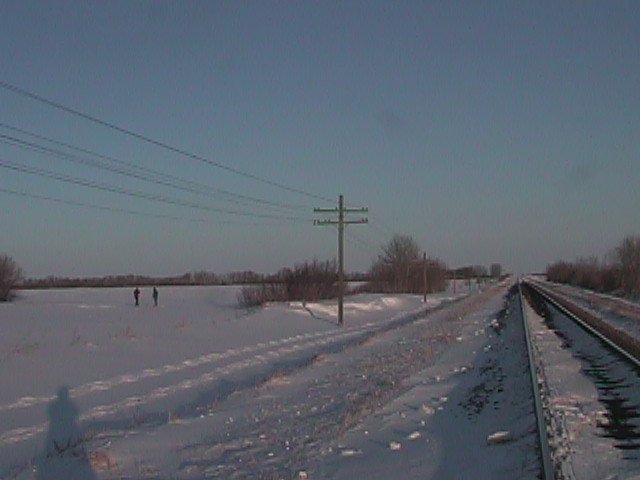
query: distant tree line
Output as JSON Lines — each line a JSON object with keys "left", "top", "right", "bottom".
{"left": 5, "top": 233, "right": 504, "bottom": 309}
{"left": 449, "top": 264, "right": 503, "bottom": 280}
{"left": 20, "top": 272, "right": 222, "bottom": 289}
{"left": 19, "top": 268, "right": 367, "bottom": 290}
{"left": 546, "top": 235, "right": 640, "bottom": 296}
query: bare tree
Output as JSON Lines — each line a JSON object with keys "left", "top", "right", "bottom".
{"left": 424, "top": 257, "right": 448, "bottom": 293}
{"left": 0, "top": 254, "right": 23, "bottom": 302}
{"left": 366, "top": 235, "right": 448, "bottom": 294}
{"left": 616, "top": 235, "right": 640, "bottom": 295}
{"left": 367, "top": 235, "right": 421, "bottom": 292}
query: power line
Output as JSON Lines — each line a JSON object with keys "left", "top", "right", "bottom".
{"left": 314, "top": 224, "right": 376, "bottom": 262}
{"left": 0, "top": 187, "right": 302, "bottom": 227}
{"left": 368, "top": 213, "right": 397, "bottom": 237}
{"left": 0, "top": 123, "right": 312, "bottom": 212}
{"left": 0, "top": 80, "right": 334, "bottom": 204}
{"left": 345, "top": 230, "right": 380, "bottom": 256}
{"left": 0, "top": 135, "right": 308, "bottom": 215}
{"left": 0, "top": 158, "right": 308, "bottom": 222}
{"left": 0, "top": 135, "right": 260, "bottom": 209}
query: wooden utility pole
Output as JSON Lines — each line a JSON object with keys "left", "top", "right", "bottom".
{"left": 423, "top": 252, "right": 427, "bottom": 303}
{"left": 314, "top": 194, "right": 368, "bottom": 326}
{"left": 453, "top": 269, "right": 457, "bottom": 294}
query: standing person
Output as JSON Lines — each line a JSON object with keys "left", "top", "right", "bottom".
{"left": 152, "top": 287, "right": 158, "bottom": 307}
{"left": 133, "top": 287, "right": 140, "bottom": 306}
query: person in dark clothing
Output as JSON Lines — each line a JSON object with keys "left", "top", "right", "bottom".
{"left": 133, "top": 287, "right": 140, "bottom": 306}
{"left": 152, "top": 287, "right": 158, "bottom": 307}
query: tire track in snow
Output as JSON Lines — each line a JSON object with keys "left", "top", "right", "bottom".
{"left": 0, "top": 330, "right": 360, "bottom": 446}
{"left": 0, "top": 305, "right": 431, "bottom": 447}
{"left": 0, "top": 324, "right": 376, "bottom": 413}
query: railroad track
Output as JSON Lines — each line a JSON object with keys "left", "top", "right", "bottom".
{"left": 523, "top": 280, "right": 640, "bottom": 368}
{"left": 518, "top": 281, "right": 554, "bottom": 480}
{"left": 519, "top": 279, "right": 640, "bottom": 479}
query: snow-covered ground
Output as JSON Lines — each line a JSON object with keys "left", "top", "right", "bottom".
{"left": 307, "top": 283, "right": 539, "bottom": 479}
{"left": 1, "top": 281, "right": 538, "bottom": 479}
{"left": 0, "top": 286, "right": 450, "bottom": 477}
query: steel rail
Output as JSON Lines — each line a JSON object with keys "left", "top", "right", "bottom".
{"left": 518, "top": 280, "right": 555, "bottom": 480}
{"left": 524, "top": 280, "right": 640, "bottom": 369}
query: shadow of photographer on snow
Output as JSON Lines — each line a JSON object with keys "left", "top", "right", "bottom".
{"left": 34, "top": 386, "right": 96, "bottom": 480}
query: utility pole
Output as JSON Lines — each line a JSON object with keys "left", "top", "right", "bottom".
{"left": 423, "top": 252, "right": 427, "bottom": 303}
{"left": 314, "top": 194, "right": 368, "bottom": 326}
{"left": 453, "top": 269, "right": 456, "bottom": 294}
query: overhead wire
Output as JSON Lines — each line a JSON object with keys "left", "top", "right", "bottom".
{"left": 368, "top": 213, "right": 397, "bottom": 237}
{"left": 0, "top": 135, "right": 309, "bottom": 216}
{"left": 0, "top": 123, "right": 312, "bottom": 213}
{"left": 0, "top": 82, "right": 408, "bottom": 282}
{"left": 0, "top": 80, "right": 335, "bottom": 204}
{"left": 0, "top": 158, "right": 308, "bottom": 222}
{"left": 345, "top": 230, "right": 380, "bottom": 257}
{"left": 0, "top": 80, "right": 397, "bottom": 263}
{"left": 0, "top": 187, "right": 301, "bottom": 226}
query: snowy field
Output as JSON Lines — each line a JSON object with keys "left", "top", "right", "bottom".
{"left": 0, "top": 281, "right": 535, "bottom": 479}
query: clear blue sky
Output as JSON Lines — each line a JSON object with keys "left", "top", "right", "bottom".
{"left": 1, "top": 0, "right": 639, "bottom": 277}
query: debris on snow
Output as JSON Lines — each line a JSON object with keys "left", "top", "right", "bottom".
{"left": 595, "top": 410, "right": 610, "bottom": 427}
{"left": 421, "top": 404, "right": 435, "bottom": 415}
{"left": 88, "top": 450, "right": 116, "bottom": 472}
{"left": 340, "top": 448, "right": 362, "bottom": 457}
{"left": 487, "top": 431, "right": 512, "bottom": 445}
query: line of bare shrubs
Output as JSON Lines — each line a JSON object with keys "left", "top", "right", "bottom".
{"left": 546, "top": 257, "right": 620, "bottom": 292}
{"left": 546, "top": 235, "right": 640, "bottom": 296}
{"left": 238, "top": 259, "right": 338, "bottom": 307}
